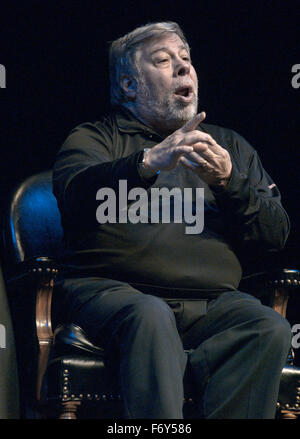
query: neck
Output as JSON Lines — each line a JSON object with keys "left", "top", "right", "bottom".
{"left": 122, "top": 103, "right": 184, "bottom": 137}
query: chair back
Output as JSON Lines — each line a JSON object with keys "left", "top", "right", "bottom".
{"left": 2, "top": 170, "right": 64, "bottom": 264}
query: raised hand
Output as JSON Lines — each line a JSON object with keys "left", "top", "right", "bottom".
{"left": 144, "top": 111, "right": 232, "bottom": 188}
{"left": 179, "top": 128, "right": 232, "bottom": 188}
{"left": 144, "top": 112, "right": 206, "bottom": 172}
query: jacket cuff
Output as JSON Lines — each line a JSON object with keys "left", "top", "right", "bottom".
{"left": 209, "top": 164, "right": 250, "bottom": 209}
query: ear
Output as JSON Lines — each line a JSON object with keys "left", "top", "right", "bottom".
{"left": 120, "top": 74, "right": 137, "bottom": 100}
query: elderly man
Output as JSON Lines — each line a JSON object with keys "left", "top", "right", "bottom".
{"left": 52, "top": 22, "right": 291, "bottom": 419}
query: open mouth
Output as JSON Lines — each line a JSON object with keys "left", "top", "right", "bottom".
{"left": 174, "top": 86, "right": 193, "bottom": 97}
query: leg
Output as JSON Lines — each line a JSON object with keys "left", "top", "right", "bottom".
{"left": 55, "top": 277, "right": 187, "bottom": 418}
{"left": 183, "top": 291, "right": 291, "bottom": 419}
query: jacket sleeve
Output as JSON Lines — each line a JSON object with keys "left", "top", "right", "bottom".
{"left": 210, "top": 131, "right": 290, "bottom": 251}
{"left": 52, "top": 121, "right": 157, "bottom": 237}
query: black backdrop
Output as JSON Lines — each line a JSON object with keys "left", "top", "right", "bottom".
{"left": 0, "top": 0, "right": 299, "bottom": 267}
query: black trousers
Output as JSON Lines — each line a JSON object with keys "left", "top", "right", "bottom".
{"left": 53, "top": 276, "right": 291, "bottom": 419}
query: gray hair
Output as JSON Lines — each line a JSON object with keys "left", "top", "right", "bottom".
{"left": 109, "top": 22, "right": 190, "bottom": 107}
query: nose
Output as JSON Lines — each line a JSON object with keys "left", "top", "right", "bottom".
{"left": 174, "top": 57, "right": 190, "bottom": 77}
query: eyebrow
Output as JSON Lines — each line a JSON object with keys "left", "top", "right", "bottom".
{"left": 150, "top": 45, "right": 189, "bottom": 56}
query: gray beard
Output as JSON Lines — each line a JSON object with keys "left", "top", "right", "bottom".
{"left": 135, "top": 80, "right": 198, "bottom": 135}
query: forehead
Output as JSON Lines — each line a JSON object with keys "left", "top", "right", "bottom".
{"left": 138, "top": 33, "right": 189, "bottom": 58}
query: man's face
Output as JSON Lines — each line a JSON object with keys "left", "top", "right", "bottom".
{"left": 133, "top": 33, "right": 199, "bottom": 134}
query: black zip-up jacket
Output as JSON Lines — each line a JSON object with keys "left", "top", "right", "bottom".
{"left": 53, "top": 107, "right": 289, "bottom": 296}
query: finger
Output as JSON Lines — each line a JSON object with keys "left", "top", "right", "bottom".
{"left": 181, "top": 157, "right": 200, "bottom": 168}
{"left": 190, "top": 143, "right": 218, "bottom": 162}
{"left": 180, "top": 156, "right": 210, "bottom": 172}
{"left": 180, "top": 154, "right": 211, "bottom": 169}
{"left": 183, "top": 131, "right": 217, "bottom": 147}
{"left": 185, "top": 148, "right": 215, "bottom": 165}
{"left": 194, "top": 141, "right": 225, "bottom": 155}
{"left": 180, "top": 156, "right": 198, "bottom": 169}
{"left": 173, "top": 145, "right": 194, "bottom": 156}
{"left": 184, "top": 149, "right": 215, "bottom": 167}
{"left": 181, "top": 111, "right": 206, "bottom": 133}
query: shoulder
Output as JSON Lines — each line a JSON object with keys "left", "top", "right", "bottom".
{"left": 69, "top": 114, "right": 116, "bottom": 139}
{"left": 59, "top": 113, "right": 118, "bottom": 153}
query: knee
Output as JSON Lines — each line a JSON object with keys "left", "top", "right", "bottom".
{"left": 131, "top": 294, "right": 173, "bottom": 320}
{"left": 127, "top": 295, "right": 175, "bottom": 326}
{"left": 257, "top": 307, "right": 291, "bottom": 350}
{"left": 226, "top": 292, "right": 291, "bottom": 348}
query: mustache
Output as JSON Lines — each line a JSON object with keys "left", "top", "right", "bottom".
{"left": 137, "top": 77, "right": 198, "bottom": 94}
{"left": 173, "top": 82, "right": 197, "bottom": 94}
{"left": 136, "top": 80, "right": 198, "bottom": 105}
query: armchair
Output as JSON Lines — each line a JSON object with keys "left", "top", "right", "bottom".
{"left": 2, "top": 170, "right": 300, "bottom": 419}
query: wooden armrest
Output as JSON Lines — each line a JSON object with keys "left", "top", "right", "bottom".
{"left": 5, "top": 256, "right": 59, "bottom": 401}
{"left": 5, "top": 256, "right": 58, "bottom": 287}
{"left": 35, "top": 273, "right": 56, "bottom": 401}
{"left": 240, "top": 268, "right": 299, "bottom": 318}
{"left": 269, "top": 269, "right": 300, "bottom": 318}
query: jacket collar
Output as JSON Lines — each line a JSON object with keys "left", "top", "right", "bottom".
{"left": 114, "top": 104, "right": 208, "bottom": 138}
{"left": 114, "top": 105, "right": 161, "bottom": 136}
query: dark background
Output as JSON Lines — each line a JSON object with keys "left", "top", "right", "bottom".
{"left": 0, "top": 0, "right": 299, "bottom": 267}
{"left": 0, "top": 0, "right": 299, "bottom": 417}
